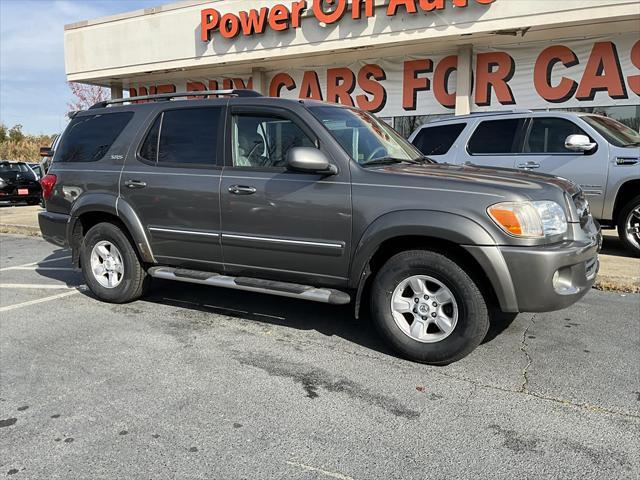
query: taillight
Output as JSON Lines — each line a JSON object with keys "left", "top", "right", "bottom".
{"left": 40, "top": 174, "right": 57, "bottom": 200}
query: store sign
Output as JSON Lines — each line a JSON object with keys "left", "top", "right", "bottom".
{"left": 200, "top": 0, "right": 495, "bottom": 41}
{"left": 131, "top": 35, "right": 639, "bottom": 117}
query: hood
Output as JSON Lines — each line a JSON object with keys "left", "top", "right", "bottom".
{"left": 369, "top": 162, "right": 580, "bottom": 198}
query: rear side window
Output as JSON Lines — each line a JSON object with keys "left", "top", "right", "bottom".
{"left": 525, "top": 118, "right": 588, "bottom": 153}
{"left": 468, "top": 119, "right": 523, "bottom": 155}
{"left": 413, "top": 124, "right": 466, "bottom": 156}
{"left": 140, "top": 107, "right": 222, "bottom": 166}
{"left": 56, "top": 113, "right": 133, "bottom": 162}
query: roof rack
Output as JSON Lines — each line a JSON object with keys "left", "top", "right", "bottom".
{"left": 428, "top": 109, "right": 534, "bottom": 123}
{"left": 89, "top": 89, "right": 263, "bottom": 109}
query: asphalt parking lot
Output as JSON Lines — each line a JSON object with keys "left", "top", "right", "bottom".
{"left": 1, "top": 233, "right": 638, "bottom": 479}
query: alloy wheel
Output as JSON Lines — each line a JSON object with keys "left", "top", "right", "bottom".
{"left": 90, "top": 240, "right": 124, "bottom": 288}
{"left": 390, "top": 275, "right": 458, "bottom": 343}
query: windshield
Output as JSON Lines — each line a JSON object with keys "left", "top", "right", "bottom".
{"left": 308, "top": 106, "right": 424, "bottom": 165}
{"left": 582, "top": 115, "right": 640, "bottom": 147}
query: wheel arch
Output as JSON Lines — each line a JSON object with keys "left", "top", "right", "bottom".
{"left": 350, "top": 210, "right": 515, "bottom": 318}
{"left": 612, "top": 179, "right": 640, "bottom": 223}
{"left": 67, "top": 194, "right": 154, "bottom": 266}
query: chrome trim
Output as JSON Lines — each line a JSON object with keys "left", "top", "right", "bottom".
{"left": 222, "top": 233, "right": 343, "bottom": 249}
{"left": 149, "top": 227, "right": 220, "bottom": 238}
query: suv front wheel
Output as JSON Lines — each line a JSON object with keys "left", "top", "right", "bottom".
{"left": 371, "top": 250, "right": 489, "bottom": 365}
{"left": 80, "top": 222, "right": 149, "bottom": 303}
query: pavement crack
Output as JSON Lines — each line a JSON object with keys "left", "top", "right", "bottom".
{"left": 519, "top": 314, "right": 536, "bottom": 393}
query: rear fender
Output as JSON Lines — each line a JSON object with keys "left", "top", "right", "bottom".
{"left": 66, "top": 194, "right": 154, "bottom": 264}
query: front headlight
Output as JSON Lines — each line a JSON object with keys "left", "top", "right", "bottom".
{"left": 488, "top": 201, "right": 567, "bottom": 238}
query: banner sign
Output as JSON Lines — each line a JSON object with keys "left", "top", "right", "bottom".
{"left": 130, "top": 34, "right": 640, "bottom": 118}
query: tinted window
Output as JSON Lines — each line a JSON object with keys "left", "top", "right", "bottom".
{"left": 146, "top": 108, "right": 222, "bottom": 166}
{"left": 525, "top": 118, "right": 587, "bottom": 153}
{"left": 0, "top": 162, "right": 30, "bottom": 173}
{"left": 232, "top": 114, "right": 315, "bottom": 168}
{"left": 56, "top": 113, "right": 133, "bottom": 162}
{"left": 140, "top": 115, "right": 160, "bottom": 162}
{"left": 468, "top": 119, "right": 522, "bottom": 155}
{"left": 413, "top": 124, "right": 466, "bottom": 156}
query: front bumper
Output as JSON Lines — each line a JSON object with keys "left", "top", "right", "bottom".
{"left": 38, "top": 211, "right": 70, "bottom": 247}
{"left": 499, "top": 234, "right": 600, "bottom": 313}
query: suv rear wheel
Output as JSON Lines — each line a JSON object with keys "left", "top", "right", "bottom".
{"left": 370, "top": 250, "right": 489, "bottom": 365}
{"left": 80, "top": 222, "right": 149, "bottom": 303}
{"left": 617, "top": 195, "right": 640, "bottom": 256}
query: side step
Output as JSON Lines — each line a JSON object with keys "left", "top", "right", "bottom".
{"left": 147, "top": 267, "right": 351, "bottom": 305}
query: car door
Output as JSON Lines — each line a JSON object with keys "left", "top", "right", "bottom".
{"left": 219, "top": 105, "right": 352, "bottom": 286}
{"left": 463, "top": 118, "right": 526, "bottom": 169}
{"left": 517, "top": 116, "right": 608, "bottom": 216}
{"left": 120, "top": 104, "right": 225, "bottom": 269}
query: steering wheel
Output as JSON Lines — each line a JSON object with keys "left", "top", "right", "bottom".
{"left": 366, "top": 146, "right": 388, "bottom": 162}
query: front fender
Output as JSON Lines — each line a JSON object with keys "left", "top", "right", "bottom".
{"left": 349, "top": 209, "right": 496, "bottom": 288}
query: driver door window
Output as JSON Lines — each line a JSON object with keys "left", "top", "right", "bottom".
{"left": 524, "top": 118, "right": 590, "bottom": 153}
{"left": 232, "top": 114, "right": 315, "bottom": 168}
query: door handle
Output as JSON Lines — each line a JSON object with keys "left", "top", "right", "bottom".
{"left": 517, "top": 162, "right": 541, "bottom": 169}
{"left": 125, "top": 179, "right": 147, "bottom": 189}
{"left": 228, "top": 185, "right": 257, "bottom": 195}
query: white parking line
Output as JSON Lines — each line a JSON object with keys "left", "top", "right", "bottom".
{"left": 0, "top": 289, "right": 83, "bottom": 313}
{"left": 0, "top": 283, "right": 80, "bottom": 290}
{"left": 0, "top": 255, "right": 72, "bottom": 272}
{"left": 285, "top": 461, "right": 355, "bottom": 480}
{"left": 3, "top": 266, "right": 75, "bottom": 271}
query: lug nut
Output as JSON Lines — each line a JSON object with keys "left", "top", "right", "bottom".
{"left": 431, "top": 312, "right": 437, "bottom": 318}
{"left": 414, "top": 298, "right": 420, "bottom": 303}
{"left": 423, "top": 295, "right": 429, "bottom": 300}
{"left": 413, "top": 308, "right": 418, "bottom": 313}
{"left": 432, "top": 302, "right": 437, "bottom": 307}
{"left": 422, "top": 316, "right": 427, "bottom": 320}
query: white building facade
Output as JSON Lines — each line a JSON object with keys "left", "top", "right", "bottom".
{"left": 64, "top": 0, "right": 640, "bottom": 134}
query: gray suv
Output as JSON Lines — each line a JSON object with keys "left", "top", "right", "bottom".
{"left": 39, "top": 91, "right": 601, "bottom": 364}
{"left": 409, "top": 111, "right": 640, "bottom": 255}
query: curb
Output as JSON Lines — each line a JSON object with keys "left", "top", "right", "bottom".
{"left": 1, "top": 224, "right": 638, "bottom": 294}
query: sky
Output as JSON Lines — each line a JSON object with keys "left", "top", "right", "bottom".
{"left": 0, "top": 0, "right": 162, "bottom": 135}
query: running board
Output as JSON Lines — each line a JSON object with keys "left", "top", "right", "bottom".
{"left": 147, "top": 267, "right": 351, "bottom": 305}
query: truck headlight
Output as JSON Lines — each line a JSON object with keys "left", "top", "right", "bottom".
{"left": 488, "top": 201, "right": 567, "bottom": 238}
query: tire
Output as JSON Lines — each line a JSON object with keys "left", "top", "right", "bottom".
{"left": 370, "top": 250, "right": 489, "bottom": 365}
{"left": 80, "top": 222, "right": 149, "bottom": 303}
{"left": 617, "top": 195, "right": 640, "bottom": 257}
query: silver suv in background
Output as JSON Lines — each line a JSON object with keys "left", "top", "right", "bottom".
{"left": 409, "top": 111, "right": 640, "bottom": 255}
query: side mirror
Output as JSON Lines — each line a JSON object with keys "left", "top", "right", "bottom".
{"left": 286, "top": 147, "right": 337, "bottom": 175}
{"left": 40, "top": 147, "right": 55, "bottom": 157}
{"left": 565, "top": 134, "right": 596, "bottom": 153}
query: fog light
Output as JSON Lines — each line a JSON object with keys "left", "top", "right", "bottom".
{"left": 552, "top": 267, "right": 579, "bottom": 295}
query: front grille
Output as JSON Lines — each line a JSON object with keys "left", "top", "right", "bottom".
{"left": 572, "top": 191, "right": 590, "bottom": 230}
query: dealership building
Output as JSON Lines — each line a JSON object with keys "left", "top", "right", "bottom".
{"left": 64, "top": 0, "right": 639, "bottom": 135}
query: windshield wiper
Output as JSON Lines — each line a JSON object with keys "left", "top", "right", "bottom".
{"left": 361, "top": 156, "right": 427, "bottom": 167}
